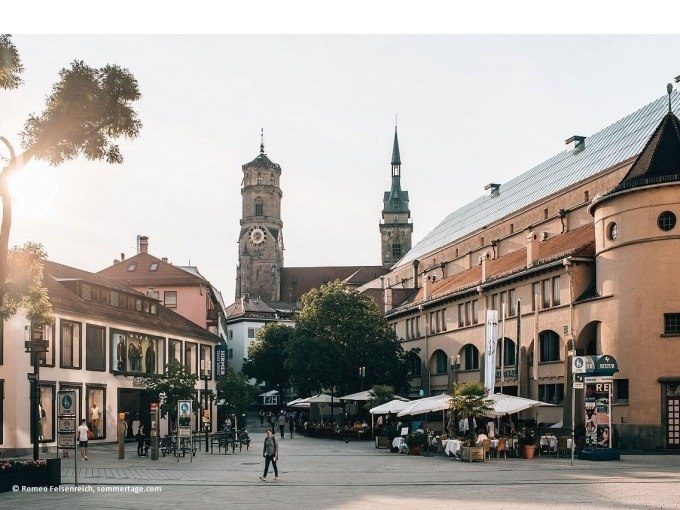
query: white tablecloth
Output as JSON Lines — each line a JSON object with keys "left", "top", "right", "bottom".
{"left": 540, "top": 435, "right": 557, "bottom": 450}
{"left": 392, "top": 437, "right": 408, "bottom": 453}
{"left": 444, "top": 439, "right": 462, "bottom": 456}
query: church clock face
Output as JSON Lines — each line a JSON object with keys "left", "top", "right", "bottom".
{"left": 249, "top": 226, "right": 266, "bottom": 245}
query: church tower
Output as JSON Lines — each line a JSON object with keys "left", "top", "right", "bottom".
{"left": 380, "top": 126, "right": 413, "bottom": 269}
{"left": 235, "top": 135, "right": 284, "bottom": 302}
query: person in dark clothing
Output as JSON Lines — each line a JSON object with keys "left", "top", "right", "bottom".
{"left": 288, "top": 415, "right": 294, "bottom": 439}
{"left": 259, "top": 428, "right": 279, "bottom": 481}
{"left": 278, "top": 413, "right": 287, "bottom": 439}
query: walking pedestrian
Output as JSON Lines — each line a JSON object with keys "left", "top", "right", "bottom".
{"left": 278, "top": 412, "right": 286, "bottom": 439}
{"left": 77, "top": 419, "right": 90, "bottom": 461}
{"left": 259, "top": 428, "right": 279, "bottom": 481}
{"left": 288, "top": 414, "right": 294, "bottom": 439}
{"left": 259, "top": 410, "right": 265, "bottom": 426}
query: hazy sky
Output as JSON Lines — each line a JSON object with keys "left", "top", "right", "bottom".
{"left": 3, "top": 35, "right": 680, "bottom": 302}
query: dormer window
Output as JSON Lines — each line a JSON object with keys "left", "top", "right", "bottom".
{"left": 150, "top": 263, "right": 158, "bottom": 271}
{"left": 127, "top": 264, "right": 136, "bottom": 272}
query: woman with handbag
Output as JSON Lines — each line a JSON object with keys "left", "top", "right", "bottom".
{"left": 259, "top": 428, "right": 279, "bottom": 481}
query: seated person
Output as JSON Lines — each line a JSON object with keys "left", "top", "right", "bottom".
{"left": 476, "top": 429, "right": 489, "bottom": 444}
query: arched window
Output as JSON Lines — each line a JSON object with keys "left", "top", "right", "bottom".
{"left": 255, "top": 198, "right": 263, "bottom": 216}
{"left": 463, "top": 344, "right": 479, "bottom": 370}
{"left": 432, "top": 350, "right": 448, "bottom": 375}
{"left": 408, "top": 353, "right": 422, "bottom": 377}
{"left": 539, "top": 330, "right": 560, "bottom": 362}
{"left": 496, "top": 338, "right": 516, "bottom": 367}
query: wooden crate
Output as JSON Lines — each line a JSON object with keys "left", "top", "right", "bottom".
{"left": 459, "top": 445, "right": 484, "bottom": 462}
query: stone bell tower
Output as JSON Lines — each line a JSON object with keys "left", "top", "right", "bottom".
{"left": 235, "top": 135, "right": 284, "bottom": 302}
{"left": 380, "top": 125, "right": 413, "bottom": 269}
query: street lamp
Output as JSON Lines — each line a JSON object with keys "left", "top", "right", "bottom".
{"left": 359, "top": 366, "right": 366, "bottom": 391}
{"left": 200, "top": 359, "right": 212, "bottom": 453}
{"left": 25, "top": 324, "right": 49, "bottom": 461}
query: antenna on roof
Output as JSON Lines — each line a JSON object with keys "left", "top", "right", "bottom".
{"left": 395, "top": 113, "right": 397, "bottom": 128}
{"left": 668, "top": 83, "right": 674, "bottom": 114}
{"left": 260, "top": 128, "right": 265, "bottom": 154}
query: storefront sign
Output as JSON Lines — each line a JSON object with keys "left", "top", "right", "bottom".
{"left": 132, "top": 377, "right": 147, "bottom": 388}
{"left": 215, "top": 344, "right": 228, "bottom": 378}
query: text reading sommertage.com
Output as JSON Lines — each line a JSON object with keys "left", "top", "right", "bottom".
{"left": 12, "top": 485, "right": 163, "bottom": 493}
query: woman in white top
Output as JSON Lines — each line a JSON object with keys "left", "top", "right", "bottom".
{"left": 77, "top": 419, "right": 90, "bottom": 460}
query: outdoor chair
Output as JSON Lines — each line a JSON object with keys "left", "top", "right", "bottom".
{"left": 557, "top": 437, "right": 569, "bottom": 458}
{"left": 481, "top": 439, "right": 491, "bottom": 461}
{"left": 435, "top": 437, "right": 445, "bottom": 456}
{"left": 494, "top": 437, "right": 508, "bottom": 459}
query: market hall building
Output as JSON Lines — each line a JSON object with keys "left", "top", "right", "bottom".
{"left": 374, "top": 88, "right": 680, "bottom": 450}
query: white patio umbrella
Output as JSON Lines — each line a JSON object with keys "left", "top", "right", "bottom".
{"left": 397, "top": 394, "right": 453, "bottom": 417}
{"left": 339, "top": 390, "right": 374, "bottom": 401}
{"left": 485, "top": 393, "right": 555, "bottom": 417}
{"left": 369, "top": 399, "right": 412, "bottom": 415}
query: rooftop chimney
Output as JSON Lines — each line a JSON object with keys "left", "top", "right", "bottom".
{"left": 412, "top": 259, "right": 420, "bottom": 289}
{"left": 384, "top": 287, "right": 393, "bottom": 313}
{"left": 138, "top": 235, "right": 149, "bottom": 254}
{"left": 423, "top": 274, "right": 432, "bottom": 300}
{"left": 526, "top": 231, "right": 539, "bottom": 267}
{"left": 121, "top": 252, "right": 125, "bottom": 261}
{"left": 162, "top": 257, "right": 168, "bottom": 262}
{"left": 565, "top": 135, "right": 586, "bottom": 151}
{"left": 480, "top": 251, "right": 491, "bottom": 283}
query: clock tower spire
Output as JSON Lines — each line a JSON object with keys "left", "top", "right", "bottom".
{"left": 235, "top": 136, "right": 284, "bottom": 302}
{"left": 380, "top": 124, "right": 413, "bottom": 269}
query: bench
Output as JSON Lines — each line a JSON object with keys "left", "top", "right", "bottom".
{"left": 211, "top": 432, "right": 236, "bottom": 454}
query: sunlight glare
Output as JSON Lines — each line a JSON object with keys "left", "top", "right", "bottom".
{"left": 7, "top": 163, "right": 60, "bottom": 219}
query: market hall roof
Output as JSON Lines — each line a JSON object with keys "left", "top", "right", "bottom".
{"left": 395, "top": 90, "right": 680, "bottom": 268}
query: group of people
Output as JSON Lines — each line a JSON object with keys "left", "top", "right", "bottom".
{"left": 259, "top": 410, "right": 304, "bottom": 439}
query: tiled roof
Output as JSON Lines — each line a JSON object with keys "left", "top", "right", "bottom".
{"left": 397, "top": 91, "right": 680, "bottom": 268}
{"left": 98, "top": 253, "right": 208, "bottom": 288}
{"left": 43, "top": 260, "right": 219, "bottom": 342}
{"left": 279, "top": 266, "right": 388, "bottom": 304}
{"left": 225, "top": 297, "right": 279, "bottom": 320}
{"left": 409, "top": 224, "right": 595, "bottom": 305}
{"left": 242, "top": 153, "right": 281, "bottom": 170}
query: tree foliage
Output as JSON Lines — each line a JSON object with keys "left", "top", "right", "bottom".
{"left": 0, "top": 35, "right": 141, "bottom": 323}
{"left": 0, "top": 242, "right": 52, "bottom": 325}
{"left": 216, "top": 367, "right": 258, "bottom": 419}
{"left": 364, "top": 384, "right": 395, "bottom": 412}
{"left": 285, "top": 281, "right": 415, "bottom": 397}
{"left": 0, "top": 34, "right": 23, "bottom": 90}
{"left": 449, "top": 381, "right": 493, "bottom": 437}
{"left": 145, "top": 359, "right": 199, "bottom": 431}
{"left": 242, "top": 323, "right": 292, "bottom": 398}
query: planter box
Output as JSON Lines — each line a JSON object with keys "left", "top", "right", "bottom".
{"left": 0, "top": 459, "right": 61, "bottom": 493}
{"left": 375, "top": 436, "right": 392, "bottom": 449}
{"left": 459, "top": 445, "right": 484, "bottom": 462}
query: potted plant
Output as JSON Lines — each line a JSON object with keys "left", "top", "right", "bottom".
{"left": 517, "top": 427, "right": 537, "bottom": 459}
{"left": 449, "top": 382, "right": 493, "bottom": 445}
{"left": 404, "top": 431, "right": 427, "bottom": 455}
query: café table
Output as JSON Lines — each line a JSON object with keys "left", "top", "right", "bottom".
{"left": 392, "top": 436, "right": 408, "bottom": 453}
{"left": 444, "top": 439, "right": 463, "bottom": 457}
{"left": 539, "top": 435, "right": 557, "bottom": 455}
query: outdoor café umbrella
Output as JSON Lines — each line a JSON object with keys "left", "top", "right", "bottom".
{"left": 397, "top": 394, "right": 453, "bottom": 417}
{"left": 485, "top": 393, "right": 555, "bottom": 417}
{"left": 369, "top": 399, "right": 411, "bottom": 415}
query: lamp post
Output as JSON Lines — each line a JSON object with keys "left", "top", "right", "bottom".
{"left": 359, "top": 366, "right": 365, "bottom": 391}
{"left": 25, "top": 324, "right": 48, "bottom": 461}
{"left": 200, "top": 359, "right": 212, "bottom": 453}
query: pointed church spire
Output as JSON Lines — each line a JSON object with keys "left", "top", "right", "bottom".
{"left": 391, "top": 124, "right": 401, "bottom": 166}
{"left": 260, "top": 128, "right": 265, "bottom": 154}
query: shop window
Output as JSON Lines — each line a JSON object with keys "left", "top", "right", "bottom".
{"left": 185, "top": 342, "right": 198, "bottom": 375}
{"left": 169, "top": 339, "right": 182, "bottom": 365}
{"left": 60, "top": 320, "right": 82, "bottom": 369}
{"left": 86, "top": 386, "right": 106, "bottom": 439}
{"left": 112, "top": 331, "right": 128, "bottom": 372}
{"left": 38, "top": 384, "right": 55, "bottom": 442}
{"left": 86, "top": 324, "right": 106, "bottom": 371}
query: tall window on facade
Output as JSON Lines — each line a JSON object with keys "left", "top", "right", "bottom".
{"left": 164, "top": 291, "right": 177, "bottom": 309}
{"left": 463, "top": 344, "right": 480, "bottom": 370}
{"left": 532, "top": 282, "right": 540, "bottom": 311}
{"left": 552, "top": 277, "right": 560, "bottom": 306}
{"left": 169, "top": 339, "right": 182, "bottom": 364}
{"left": 60, "top": 320, "right": 82, "bottom": 369}
{"left": 538, "top": 383, "right": 564, "bottom": 404}
{"left": 255, "top": 198, "right": 263, "bottom": 216}
{"left": 38, "top": 384, "right": 55, "bottom": 442}
{"left": 509, "top": 289, "right": 517, "bottom": 316}
{"left": 409, "top": 353, "right": 422, "bottom": 377}
{"left": 497, "top": 338, "right": 516, "bottom": 367}
{"left": 86, "top": 325, "right": 106, "bottom": 371}
{"left": 614, "top": 379, "right": 629, "bottom": 403}
{"left": 247, "top": 328, "right": 255, "bottom": 339}
{"left": 542, "top": 279, "right": 551, "bottom": 309}
{"left": 87, "top": 386, "right": 106, "bottom": 439}
{"left": 392, "top": 243, "right": 402, "bottom": 260}
{"left": 458, "top": 305, "right": 464, "bottom": 328}
{"left": 184, "top": 342, "right": 198, "bottom": 374}
{"left": 472, "top": 300, "right": 478, "bottom": 325}
{"left": 200, "top": 345, "right": 213, "bottom": 379}
{"left": 440, "top": 308, "right": 447, "bottom": 331}
{"left": 31, "top": 324, "right": 54, "bottom": 367}
{"left": 539, "top": 330, "right": 560, "bottom": 362}
{"left": 434, "top": 350, "right": 448, "bottom": 375}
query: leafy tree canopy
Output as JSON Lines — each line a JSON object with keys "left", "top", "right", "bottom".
{"left": 364, "top": 384, "right": 395, "bottom": 412}
{"left": 0, "top": 34, "right": 23, "bottom": 90}
{"left": 0, "top": 242, "right": 52, "bottom": 325}
{"left": 285, "top": 281, "right": 415, "bottom": 397}
{"left": 145, "top": 359, "right": 199, "bottom": 430}
{"left": 216, "top": 367, "right": 258, "bottom": 420}
{"left": 242, "top": 322, "right": 293, "bottom": 397}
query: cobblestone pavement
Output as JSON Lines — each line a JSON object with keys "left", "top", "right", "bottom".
{"left": 4, "top": 432, "right": 680, "bottom": 510}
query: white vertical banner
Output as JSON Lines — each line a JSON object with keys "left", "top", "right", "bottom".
{"left": 484, "top": 310, "right": 498, "bottom": 394}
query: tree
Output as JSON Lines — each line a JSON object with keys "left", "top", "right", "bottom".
{"left": 0, "top": 242, "right": 52, "bottom": 325}
{"left": 145, "top": 359, "right": 199, "bottom": 433}
{"left": 216, "top": 367, "right": 258, "bottom": 425}
{"left": 242, "top": 323, "right": 292, "bottom": 398}
{"left": 449, "top": 381, "right": 493, "bottom": 441}
{"left": 364, "top": 384, "right": 395, "bottom": 412}
{"left": 285, "top": 281, "right": 416, "bottom": 398}
{"left": 0, "top": 35, "right": 142, "bottom": 318}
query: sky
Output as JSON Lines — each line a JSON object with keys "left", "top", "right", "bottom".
{"left": 2, "top": 25, "right": 680, "bottom": 303}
